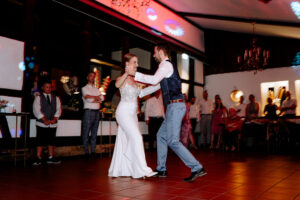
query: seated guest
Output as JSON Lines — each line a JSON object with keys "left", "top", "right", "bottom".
{"left": 280, "top": 91, "right": 297, "bottom": 118}
{"left": 224, "top": 108, "right": 243, "bottom": 151}
{"left": 32, "top": 80, "right": 62, "bottom": 165}
{"left": 246, "top": 94, "right": 259, "bottom": 120}
{"left": 264, "top": 97, "right": 278, "bottom": 120}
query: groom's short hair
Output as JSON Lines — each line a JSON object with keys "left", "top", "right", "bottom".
{"left": 155, "top": 43, "right": 170, "bottom": 57}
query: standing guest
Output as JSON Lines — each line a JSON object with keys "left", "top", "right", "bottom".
{"left": 246, "top": 94, "right": 259, "bottom": 120}
{"left": 127, "top": 43, "right": 206, "bottom": 182}
{"left": 264, "top": 97, "right": 278, "bottom": 120}
{"left": 199, "top": 90, "right": 214, "bottom": 148}
{"left": 189, "top": 96, "right": 200, "bottom": 146}
{"left": 180, "top": 94, "right": 197, "bottom": 149}
{"left": 235, "top": 96, "right": 247, "bottom": 119}
{"left": 32, "top": 81, "right": 62, "bottom": 165}
{"left": 210, "top": 95, "right": 227, "bottom": 149}
{"left": 281, "top": 91, "right": 297, "bottom": 118}
{"left": 224, "top": 108, "right": 243, "bottom": 151}
{"left": 81, "top": 72, "right": 104, "bottom": 158}
{"left": 144, "top": 90, "right": 165, "bottom": 151}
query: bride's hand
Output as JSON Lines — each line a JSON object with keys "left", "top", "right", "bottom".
{"left": 125, "top": 65, "right": 135, "bottom": 76}
{"left": 125, "top": 66, "right": 130, "bottom": 75}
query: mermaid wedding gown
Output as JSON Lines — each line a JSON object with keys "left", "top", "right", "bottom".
{"left": 108, "top": 83, "right": 154, "bottom": 178}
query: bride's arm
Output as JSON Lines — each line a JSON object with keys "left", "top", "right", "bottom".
{"left": 115, "top": 72, "right": 128, "bottom": 88}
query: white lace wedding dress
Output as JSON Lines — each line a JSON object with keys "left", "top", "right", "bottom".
{"left": 108, "top": 83, "right": 154, "bottom": 178}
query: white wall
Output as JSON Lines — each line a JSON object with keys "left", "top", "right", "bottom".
{"left": 0, "top": 36, "right": 24, "bottom": 90}
{"left": 29, "top": 120, "right": 148, "bottom": 137}
{"left": 205, "top": 66, "right": 300, "bottom": 116}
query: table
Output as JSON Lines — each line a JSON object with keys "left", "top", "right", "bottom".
{"left": 243, "top": 117, "right": 300, "bottom": 152}
{"left": 0, "top": 112, "right": 30, "bottom": 166}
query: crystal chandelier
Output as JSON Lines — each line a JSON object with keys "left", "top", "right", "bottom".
{"left": 111, "top": 0, "right": 151, "bottom": 15}
{"left": 237, "top": 23, "right": 270, "bottom": 74}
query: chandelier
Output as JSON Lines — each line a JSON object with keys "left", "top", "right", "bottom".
{"left": 111, "top": 0, "right": 151, "bottom": 15}
{"left": 237, "top": 23, "right": 270, "bottom": 74}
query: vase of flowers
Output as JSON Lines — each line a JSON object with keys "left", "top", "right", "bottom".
{"left": 0, "top": 99, "right": 8, "bottom": 112}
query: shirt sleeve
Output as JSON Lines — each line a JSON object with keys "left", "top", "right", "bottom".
{"left": 135, "top": 61, "right": 173, "bottom": 85}
{"left": 33, "top": 96, "right": 44, "bottom": 120}
{"left": 54, "top": 96, "right": 62, "bottom": 118}
{"left": 139, "top": 84, "right": 161, "bottom": 98}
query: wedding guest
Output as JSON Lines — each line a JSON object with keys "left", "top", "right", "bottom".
{"left": 246, "top": 94, "right": 259, "bottom": 120}
{"left": 180, "top": 94, "right": 197, "bottom": 149}
{"left": 32, "top": 80, "right": 62, "bottom": 165}
{"left": 81, "top": 72, "right": 104, "bottom": 158}
{"left": 281, "top": 91, "right": 297, "bottom": 118}
{"left": 210, "top": 95, "right": 227, "bottom": 149}
{"left": 144, "top": 90, "right": 165, "bottom": 151}
{"left": 264, "top": 97, "right": 278, "bottom": 120}
{"left": 235, "top": 96, "right": 247, "bottom": 118}
{"left": 189, "top": 96, "right": 200, "bottom": 146}
{"left": 199, "top": 90, "right": 214, "bottom": 148}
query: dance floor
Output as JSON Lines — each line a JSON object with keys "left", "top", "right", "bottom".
{"left": 1, "top": 150, "right": 300, "bottom": 200}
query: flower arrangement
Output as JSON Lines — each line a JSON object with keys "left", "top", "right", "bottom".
{"left": 0, "top": 99, "right": 8, "bottom": 109}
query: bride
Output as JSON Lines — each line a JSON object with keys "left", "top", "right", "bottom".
{"left": 108, "top": 53, "right": 157, "bottom": 178}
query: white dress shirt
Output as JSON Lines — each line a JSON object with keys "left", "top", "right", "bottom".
{"left": 33, "top": 93, "right": 62, "bottom": 128}
{"left": 199, "top": 99, "right": 214, "bottom": 114}
{"left": 137, "top": 58, "right": 173, "bottom": 98}
{"left": 189, "top": 103, "right": 200, "bottom": 121}
{"left": 235, "top": 103, "right": 247, "bottom": 117}
{"left": 82, "top": 84, "right": 103, "bottom": 110}
{"left": 144, "top": 94, "right": 165, "bottom": 121}
{"left": 282, "top": 99, "right": 297, "bottom": 115}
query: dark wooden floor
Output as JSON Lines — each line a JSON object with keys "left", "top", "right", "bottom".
{"left": 1, "top": 150, "right": 300, "bottom": 200}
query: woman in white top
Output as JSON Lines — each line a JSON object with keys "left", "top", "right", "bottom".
{"left": 108, "top": 53, "right": 157, "bottom": 178}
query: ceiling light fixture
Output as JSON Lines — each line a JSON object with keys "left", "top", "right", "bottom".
{"left": 237, "top": 22, "right": 270, "bottom": 74}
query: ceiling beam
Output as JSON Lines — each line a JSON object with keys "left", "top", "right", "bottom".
{"left": 177, "top": 12, "right": 300, "bottom": 28}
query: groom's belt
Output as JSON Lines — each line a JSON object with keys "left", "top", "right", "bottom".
{"left": 168, "top": 99, "right": 184, "bottom": 104}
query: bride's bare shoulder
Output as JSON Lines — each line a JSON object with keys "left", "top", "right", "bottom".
{"left": 116, "top": 76, "right": 129, "bottom": 89}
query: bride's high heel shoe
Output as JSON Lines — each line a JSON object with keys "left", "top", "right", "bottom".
{"left": 146, "top": 171, "right": 158, "bottom": 177}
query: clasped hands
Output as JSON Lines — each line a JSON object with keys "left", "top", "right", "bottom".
{"left": 42, "top": 117, "right": 57, "bottom": 125}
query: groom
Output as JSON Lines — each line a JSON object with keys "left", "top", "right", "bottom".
{"left": 126, "top": 43, "right": 206, "bottom": 182}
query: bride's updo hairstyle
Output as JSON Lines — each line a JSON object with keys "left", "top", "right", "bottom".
{"left": 121, "top": 53, "right": 137, "bottom": 72}
{"left": 122, "top": 53, "right": 137, "bottom": 66}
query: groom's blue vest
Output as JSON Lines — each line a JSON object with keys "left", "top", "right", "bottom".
{"left": 160, "top": 60, "right": 184, "bottom": 107}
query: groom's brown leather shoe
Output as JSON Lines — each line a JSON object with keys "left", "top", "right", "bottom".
{"left": 154, "top": 169, "right": 167, "bottom": 178}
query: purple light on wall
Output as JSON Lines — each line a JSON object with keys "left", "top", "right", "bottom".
{"left": 146, "top": 8, "right": 157, "bottom": 21}
{"left": 164, "top": 19, "right": 184, "bottom": 37}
